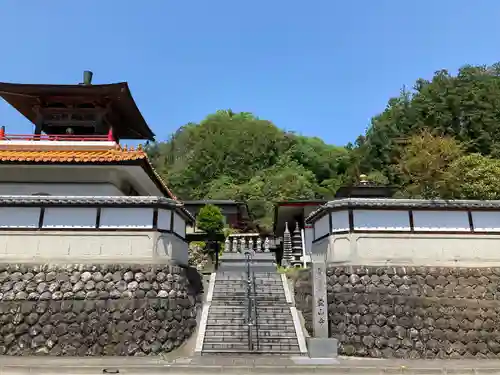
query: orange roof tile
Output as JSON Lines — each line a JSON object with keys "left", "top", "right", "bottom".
{"left": 0, "top": 149, "right": 148, "bottom": 163}
{"left": 0, "top": 148, "right": 179, "bottom": 201}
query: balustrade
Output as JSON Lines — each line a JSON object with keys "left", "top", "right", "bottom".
{"left": 224, "top": 234, "right": 273, "bottom": 253}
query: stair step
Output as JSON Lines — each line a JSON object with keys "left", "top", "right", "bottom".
{"left": 212, "top": 293, "right": 285, "bottom": 296}
{"left": 202, "top": 344, "right": 301, "bottom": 352}
{"left": 215, "top": 283, "right": 282, "bottom": 286}
{"left": 204, "top": 335, "right": 299, "bottom": 342}
{"left": 207, "top": 312, "right": 249, "bottom": 316}
{"left": 212, "top": 294, "right": 286, "bottom": 298}
{"left": 213, "top": 292, "right": 285, "bottom": 295}
{"left": 256, "top": 323, "right": 296, "bottom": 329}
{"left": 215, "top": 283, "right": 284, "bottom": 286}
{"left": 207, "top": 313, "right": 291, "bottom": 317}
{"left": 204, "top": 324, "right": 252, "bottom": 328}
{"left": 204, "top": 329, "right": 298, "bottom": 335}
{"left": 205, "top": 322, "right": 296, "bottom": 327}
{"left": 204, "top": 331, "right": 257, "bottom": 337}
{"left": 207, "top": 317, "right": 294, "bottom": 329}
{"left": 207, "top": 319, "right": 246, "bottom": 324}
{"left": 206, "top": 321, "right": 295, "bottom": 326}
{"left": 203, "top": 336, "right": 298, "bottom": 342}
{"left": 216, "top": 283, "right": 283, "bottom": 286}
{"left": 212, "top": 298, "right": 287, "bottom": 302}
{"left": 201, "top": 349, "right": 302, "bottom": 355}
{"left": 205, "top": 332, "right": 298, "bottom": 338}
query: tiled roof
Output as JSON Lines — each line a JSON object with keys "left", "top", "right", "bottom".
{"left": 0, "top": 195, "right": 177, "bottom": 205}
{"left": 0, "top": 149, "right": 147, "bottom": 163}
{"left": 305, "top": 198, "right": 500, "bottom": 223}
{"left": 0, "top": 147, "right": 179, "bottom": 201}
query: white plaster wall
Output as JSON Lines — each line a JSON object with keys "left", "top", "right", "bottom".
{"left": 173, "top": 212, "right": 186, "bottom": 238}
{"left": 325, "top": 232, "right": 500, "bottom": 267}
{"left": 155, "top": 233, "right": 189, "bottom": 265}
{"left": 413, "top": 210, "right": 470, "bottom": 231}
{"left": 354, "top": 210, "right": 410, "bottom": 231}
{"left": 471, "top": 211, "right": 500, "bottom": 232}
{"left": 0, "top": 231, "right": 183, "bottom": 264}
{"left": 157, "top": 209, "right": 172, "bottom": 231}
{"left": 331, "top": 210, "right": 349, "bottom": 232}
{"left": 43, "top": 207, "right": 97, "bottom": 228}
{"left": 100, "top": 208, "right": 154, "bottom": 229}
{"left": 0, "top": 207, "right": 40, "bottom": 228}
{"left": 304, "top": 226, "right": 314, "bottom": 255}
{"left": 310, "top": 235, "right": 331, "bottom": 260}
{"left": 330, "top": 235, "right": 351, "bottom": 263}
{"left": 0, "top": 183, "right": 124, "bottom": 196}
{"left": 314, "top": 214, "right": 330, "bottom": 239}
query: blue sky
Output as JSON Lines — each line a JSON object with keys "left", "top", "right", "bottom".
{"left": 0, "top": 1, "right": 498, "bottom": 145}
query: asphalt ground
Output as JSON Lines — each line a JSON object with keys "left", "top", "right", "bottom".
{"left": 2, "top": 355, "right": 500, "bottom": 375}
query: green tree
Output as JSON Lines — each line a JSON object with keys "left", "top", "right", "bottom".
{"left": 448, "top": 154, "right": 500, "bottom": 200}
{"left": 196, "top": 204, "right": 225, "bottom": 239}
{"left": 286, "top": 135, "right": 350, "bottom": 184}
{"left": 396, "top": 130, "right": 464, "bottom": 198}
{"left": 357, "top": 63, "right": 500, "bottom": 181}
{"left": 146, "top": 110, "right": 353, "bottom": 228}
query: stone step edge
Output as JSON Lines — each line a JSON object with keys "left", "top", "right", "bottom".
{"left": 203, "top": 337, "right": 300, "bottom": 341}
{"left": 199, "top": 350, "right": 304, "bottom": 356}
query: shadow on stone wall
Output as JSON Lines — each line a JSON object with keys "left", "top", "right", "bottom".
{"left": 294, "top": 266, "right": 500, "bottom": 359}
{"left": 0, "top": 263, "right": 202, "bottom": 356}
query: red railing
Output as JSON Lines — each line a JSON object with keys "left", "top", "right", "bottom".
{"left": 0, "top": 134, "right": 111, "bottom": 142}
{"left": 0, "top": 127, "right": 115, "bottom": 142}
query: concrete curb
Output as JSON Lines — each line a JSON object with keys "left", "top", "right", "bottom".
{"left": 3, "top": 364, "right": 500, "bottom": 375}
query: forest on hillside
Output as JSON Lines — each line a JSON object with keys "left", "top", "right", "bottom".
{"left": 147, "top": 62, "right": 500, "bottom": 231}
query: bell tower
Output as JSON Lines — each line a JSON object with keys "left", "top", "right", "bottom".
{"left": 0, "top": 72, "right": 155, "bottom": 143}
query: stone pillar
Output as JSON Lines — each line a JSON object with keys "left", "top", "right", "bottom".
{"left": 307, "top": 242, "right": 338, "bottom": 360}
{"left": 311, "top": 253, "right": 328, "bottom": 338}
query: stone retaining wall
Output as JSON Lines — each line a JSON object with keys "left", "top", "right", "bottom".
{"left": 0, "top": 263, "right": 202, "bottom": 356}
{"left": 294, "top": 266, "right": 500, "bottom": 359}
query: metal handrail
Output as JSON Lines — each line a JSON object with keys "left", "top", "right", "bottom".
{"left": 251, "top": 260, "right": 259, "bottom": 351}
{"left": 245, "top": 251, "right": 254, "bottom": 351}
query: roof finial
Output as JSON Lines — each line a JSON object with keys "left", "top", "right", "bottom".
{"left": 83, "top": 71, "right": 93, "bottom": 85}
{"left": 359, "top": 174, "right": 368, "bottom": 185}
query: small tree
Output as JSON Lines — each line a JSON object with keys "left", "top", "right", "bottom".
{"left": 196, "top": 204, "right": 224, "bottom": 240}
{"left": 196, "top": 204, "right": 225, "bottom": 268}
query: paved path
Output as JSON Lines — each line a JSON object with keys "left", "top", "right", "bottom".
{"left": 2, "top": 355, "right": 500, "bottom": 374}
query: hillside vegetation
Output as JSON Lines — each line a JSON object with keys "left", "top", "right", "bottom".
{"left": 147, "top": 63, "right": 500, "bottom": 230}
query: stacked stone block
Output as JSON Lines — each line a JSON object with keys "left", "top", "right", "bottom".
{"left": 294, "top": 266, "right": 500, "bottom": 359}
{"left": 0, "top": 263, "right": 202, "bottom": 356}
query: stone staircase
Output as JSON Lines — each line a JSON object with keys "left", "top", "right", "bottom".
{"left": 201, "top": 271, "right": 303, "bottom": 355}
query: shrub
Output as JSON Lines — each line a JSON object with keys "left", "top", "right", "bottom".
{"left": 196, "top": 204, "right": 224, "bottom": 238}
